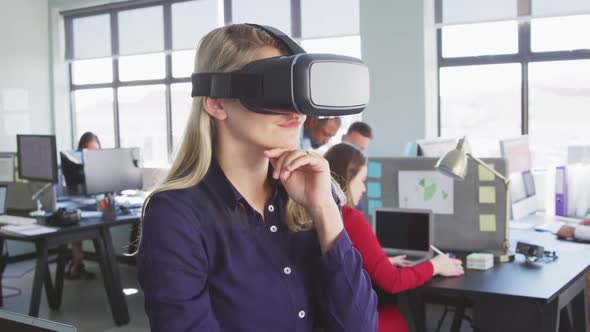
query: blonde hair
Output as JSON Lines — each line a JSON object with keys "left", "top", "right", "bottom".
{"left": 131, "top": 24, "right": 321, "bottom": 255}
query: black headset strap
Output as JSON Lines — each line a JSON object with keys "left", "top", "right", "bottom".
{"left": 191, "top": 72, "right": 262, "bottom": 98}
{"left": 246, "top": 23, "right": 306, "bottom": 55}
{"left": 191, "top": 24, "right": 305, "bottom": 99}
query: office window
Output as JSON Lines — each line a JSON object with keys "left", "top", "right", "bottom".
{"left": 301, "top": 0, "right": 359, "bottom": 38}
{"left": 531, "top": 15, "right": 590, "bottom": 52}
{"left": 442, "top": 21, "right": 518, "bottom": 57}
{"left": 441, "top": 0, "right": 517, "bottom": 24}
{"left": 119, "top": 53, "right": 166, "bottom": 81}
{"left": 73, "top": 89, "right": 116, "bottom": 148}
{"left": 71, "top": 58, "right": 112, "bottom": 85}
{"left": 171, "top": 0, "right": 219, "bottom": 50}
{"left": 65, "top": 0, "right": 363, "bottom": 163}
{"left": 301, "top": 36, "right": 362, "bottom": 59}
{"left": 440, "top": 64, "right": 521, "bottom": 156}
{"left": 231, "top": 0, "right": 291, "bottom": 35}
{"left": 437, "top": 1, "right": 590, "bottom": 169}
{"left": 118, "top": 85, "right": 168, "bottom": 166}
{"left": 72, "top": 14, "right": 111, "bottom": 59}
{"left": 172, "top": 50, "right": 195, "bottom": 78}
{"left": 529, "top": 60, "right": 590, "bottom": 167}
{"left": 118, "top": 6, "right": 164, "bottom": 55}
{"left": 170, "top": 83, "right": 193, "bottom": 150}
{"left": 532, "top": 0, "right": 590, "bottom": 17}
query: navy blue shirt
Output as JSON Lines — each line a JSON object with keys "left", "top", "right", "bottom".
{"left": 137, "top": 159, "right": 377, "bottom": 331}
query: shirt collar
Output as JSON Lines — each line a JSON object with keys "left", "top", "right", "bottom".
{"left": 203, "top": 157, "right": 288, "bottom": 212}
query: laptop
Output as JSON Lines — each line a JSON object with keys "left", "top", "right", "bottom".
{"left": 0, "top": 185, "right": 36, "bottom": 226}
{"left": 372, "top": 207, "right": 434, "bottom": 266}
{"left": 0, "top": 309, "right": 77, "bottom": 331}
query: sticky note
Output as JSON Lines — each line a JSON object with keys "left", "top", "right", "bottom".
{"left": 479, "top": 214, "right": 496, "bottom": 232}
{"left": 479, "top": 186, "right": 496, "bottom": 204}
{"left": 367, "top": 161, "right": 382, "bottom": 179}
{"left": 368, "top": 200, "right": 383, "bottom": 216}
{"left": 367, "top": 182, "right": 381, "bottom": 198}
{"left": 478, "top": 164, "right": 495, "bottom": 182}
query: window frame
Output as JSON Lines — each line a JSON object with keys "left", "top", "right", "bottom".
{"left": 63, "top": 0, "right": 360, "bottom": 162}
{"left": 436, "top": 0, "right": 590, "bottom": 139}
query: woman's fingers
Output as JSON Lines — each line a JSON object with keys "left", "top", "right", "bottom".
{"left": 265, "top": 149, "right": 327, "bottom": 181}
{"left": 286, "top": 151, "right": 326, "bottom": 172}
{"left": 264, "top": 148, "right": 290, "bottom": 158}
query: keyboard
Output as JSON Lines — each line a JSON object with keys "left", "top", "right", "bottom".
{"left": 0, "top": 215, "right": 37, "bottom": 226}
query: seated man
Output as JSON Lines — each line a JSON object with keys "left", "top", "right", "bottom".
{"left": 556, "top": 219, "right": 590, "bottom": 241}
{"left": 300, "top": 116, "right": 341, "bottom": 150}
{"left": 342, "top": 121, "right": 372, "bottom": 154}
{"left": 556, "top": 219, "right": 590, "bottom": 327}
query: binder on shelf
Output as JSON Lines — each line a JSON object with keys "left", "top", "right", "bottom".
{"left": 555, "top": 166, "right": 568, "bottom": 216}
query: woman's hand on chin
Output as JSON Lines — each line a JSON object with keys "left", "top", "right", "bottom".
{"left": 264, "top": 148, "right": 335, "bottom": 214}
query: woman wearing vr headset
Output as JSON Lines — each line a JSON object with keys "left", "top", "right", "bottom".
{"left": 324, "top": 143, "right": 464, "bottom": 332}
{"left": 136, "top": 24, "right": 377, "bottom": 331}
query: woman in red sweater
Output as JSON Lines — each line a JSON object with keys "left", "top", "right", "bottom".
{"left": 325, "top": 143, "right": 464, "bottom": 332}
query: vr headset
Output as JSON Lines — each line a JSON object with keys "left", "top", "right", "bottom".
{"left": 191, "top": 24, "right": 370, "bottom": 116}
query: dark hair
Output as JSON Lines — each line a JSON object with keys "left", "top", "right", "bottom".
{"left": 324, "top": 143, "right": 367, "bottom": 207}
{"left": 77, "top": 132, "right": 101, "bottom": 150}
{"left": 305, "top": 116, "right": 342, "bottom": 129}
{"left": 346, "top": 121, "right": 372, "bottom": 139}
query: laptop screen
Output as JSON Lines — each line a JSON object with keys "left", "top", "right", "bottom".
{"left": 0, "top": 186, "right": 7, "bottom": 215}
{"left": 0, "top": 310, "right": 76, "bottom": 332}
{"left": 375, "top": 209, "right": 430, "bottom": 251}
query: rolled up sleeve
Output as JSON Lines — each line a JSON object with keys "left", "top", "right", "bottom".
{"left": 314, "top": 230, "right": 378, "bottom": 331}
{"left": 137, "top": 193, "right": 220, "bottom": 332}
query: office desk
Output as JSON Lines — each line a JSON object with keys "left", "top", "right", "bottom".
{"left": 0, "top": 213, "right": 139, "bottom": 326}
{"left": 410, "top": 228, "right": 590, "bottom": 332}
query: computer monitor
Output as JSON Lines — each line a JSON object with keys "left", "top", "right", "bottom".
{"left": 499, "top": 135, "right": 537, "bottom": 218}
{"left": 17, "top": 135, "right": 58, "bottom": 183}
{"left": 499, "top": 135, "right": 533, "bottom": 175}
{"left": 0, "top": 153, "right": 15, "bottom": 183}
{"left": 415, "top": 138, "right": 458, "bottom": 157}
{"left": 60, "top": 150, "right": 85, "bottom": 196}
{"left": 0, "top": 309, "right": 77, "bottom": 331}
{"left": 83, "top": 148, "right": 142, "bottom": 195}
{"left": 372, "top": 207, "right": 433, "bottom": 258}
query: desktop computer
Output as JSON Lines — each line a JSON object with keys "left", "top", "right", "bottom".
{"left": 60, "top": 150, "right": 85, "bottom": 196}
{"left": 17, "top": 135, "right": 58, "bottom": 183}
{"left": 16, "top": 135, "right": 59, "bottom": 215}
{"left": 83, "top": 148, "right": 142, "bottom": 196}
{"left": 60, "top": 148, "right": 144, "bottom": 212}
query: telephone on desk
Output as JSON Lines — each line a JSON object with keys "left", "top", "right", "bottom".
{"left": 46, "top": 208, "right": 81, "bottom": 227}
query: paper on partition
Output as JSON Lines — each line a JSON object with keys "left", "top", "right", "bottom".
{"left": 367, "top": 199, "right": 383, "bottom": 216}
{"left": 398, "top": 171, "right": 454, "bottom": 214}
{"left": 479, "top": 186, "right": 496, "bottom": 204}
{"left": 479, "top": 214, "right": 497, "bottom": 232}
{"left": 478, "top": 164, "right": 496, "bottom": 182}
{"left": 367, "top": 161, "right": 382, "bottom": 178}
{"left": 367, "top": 182, "right": 381, "bottom": 198}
